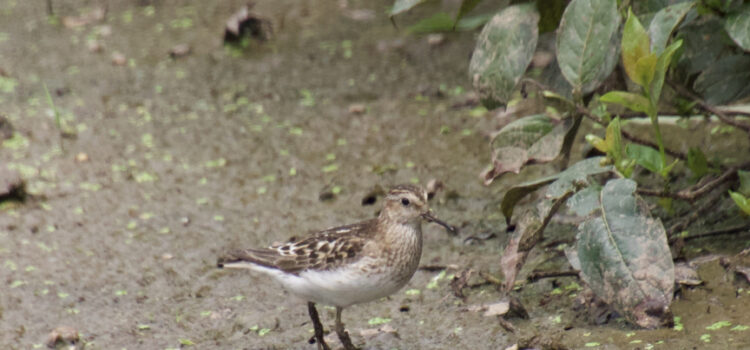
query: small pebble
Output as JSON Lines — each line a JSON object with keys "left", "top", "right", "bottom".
{"left": 75, "top": 152, "right": 89, "bottom": 163}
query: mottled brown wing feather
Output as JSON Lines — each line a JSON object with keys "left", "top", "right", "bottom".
{"left": 218, "top": 219, "right": 377, "bottom": 274}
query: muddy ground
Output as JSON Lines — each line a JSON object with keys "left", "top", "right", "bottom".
{"left": 1, "top": 1, "right": 750, "bottom": 349}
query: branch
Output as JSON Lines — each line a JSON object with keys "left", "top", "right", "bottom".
{"left": 527, "top": 270, "right": 579, "bottom": 282}
{"left": 667, "top": 182, "right": 732, "bottom": 237}
{"left": 638, "top": 161, "right": 750, "bottom": 202}
{"left": 577, "top": 105, "right": 687, "bottom": 160}
{"left": 670, "top": 223, "right": 750, "bottom": 244}
{"left": 667, "top": 80, "right": 750, "bottom": 134}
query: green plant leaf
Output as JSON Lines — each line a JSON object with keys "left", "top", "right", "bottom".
{"left": 686, "top": 147, "right": 709, "bottom": 179}
{"left": 408, "top": 12, "right": 494, "bottom": 33}
{"left": 650, "top": 39, "right": 682, "bottom": 106}
{"left": 566, "top": 185, "right": 602, "bottom": 217}
{"left": 725, "top": 3, "right": 750, "bottom": 51}
{"left": 648, "top": 1, "right": 695, "bottom": 54}
{"left": 390, "top": 0, "right": 429, "bottom": 17}
{"left": 738, "top": 170, "right": 750, "bottom": 196}
{"left": 469, "top": 3, "right": 539, "bottom": 106}
{"left": 600, "top": 91, "right": 652, "bottom": 114}
{"left": 482, "top": 114, "right": 572, "bottom": 184}
{"left": 585, "top": 134, "right": 608, "bottom": 153}
{"left": 635, "top": 53, "right": 658, "bottom": 88}
{"left": 455, "top": 13, "right": 494, "bottom": 31}
{"left": 538, "top": 0, "right": 567, "bottom": 33}
{"left": 675, "top": 18, "right": 725, "bottom": 75}
{"left": 406, "top": 12, "right": 454, "bottom": 33}
{"left": 694, "top": 55, "right": 750, "bottom": 105}
{"left": 500, "top": 157, "right": 612, "bottom": 223}
{"left": 576, "top": 178, "right": 674, "bottom": 329}
{"left": 556, "top": 0, "right": 620, "bottom": 94}
{"left": 626, "top": 143, "right": 662, "bottom": 175}
{"left": 605, "top": 117, "right": 624, "bottom": 163}
{"left": 729, "top": 191, "right": 750, "bottom": 215}
{"left": 622, "top": 8, "right": 652, "bottom": 86}
{"left": 454, "top": 0, "right": 482, "bottom": 26}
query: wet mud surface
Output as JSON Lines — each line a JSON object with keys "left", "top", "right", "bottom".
{"left": 1, "top": 1, "right": 749, "bottom": 349}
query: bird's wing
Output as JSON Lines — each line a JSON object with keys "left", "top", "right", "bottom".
{"left": 217, "top": 219, "right": 376, "bottom": 274}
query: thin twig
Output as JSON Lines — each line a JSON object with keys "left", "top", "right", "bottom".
{"left": 667, "top": 79, "right": 750, "bottom": 134}
{"left": 418, "top": 265, "right": 447, "bottom": 272}
{"left": 527, "top": 270, "right": 580, "bottom": 282}
{"left": 671, "top": 223, "right": 750, "bottom": 243}
{"left": 577, "top": 105, "right": 687, "bottom": 160}
{"left": 667, "top": 182, "right": 732, "bottom": 237}
{"left": 639, "top": 161, "right": 750, "bottom": 202}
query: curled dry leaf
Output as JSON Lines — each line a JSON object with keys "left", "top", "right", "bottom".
{"left": 46, "top": 326, "right": 80, "bottom": 349}
{"left": 735, "top": 266, "right": 750, "bottom": 283}
{"left": 224, "top": 4, "right": 273, "bottom": 43}
{"left": 674, "top": 262, "right": 702, "bottom": 286}
{"left": 484, "top": 300, "right": 511, "bottom": 317}
{"left": 425, "top": 178, "right": 443, "bottom": 200}
{"left": 482, "top": 114, "right": 576, "bottom": 185}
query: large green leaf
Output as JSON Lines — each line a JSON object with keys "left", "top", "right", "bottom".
{"left": 566, "top": 185, "right": 601, "bottom": 217}
{"left": 725, "top": 3, "right": 750, "bottom": 51}
{"left": 483, "top": 114, "right": 572, "bottom": 185}
{"left": 469, "top": 3, "right": 539, "bottom": 106}
{"left": 390, "top": 0, "right": 429, "bottom": 17}
{"left": 622, "top": 8, "right": 652, "bottom": 87}
{"left": 576, "top": 179, "right": 674, "bottom": 329}
{"left": 648, "top": 1, "right": 695, "bottom": 54}
{"left": 556, "top": 0, "right": 620, "bottom": 94}
{"left": 694, "top": 55, "right": 750, "bottom": 105}
{"left": 500, "top": 157, "right": 612, "bottom": 223}
{"left": 675, "top": 18, "right": 725, "bottom": 75}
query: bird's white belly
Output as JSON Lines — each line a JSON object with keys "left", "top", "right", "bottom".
{"left": 277, "top": 257, "right": 412, "bottom": 307}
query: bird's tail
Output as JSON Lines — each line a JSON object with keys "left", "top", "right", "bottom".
{"left": 216, "top": 248, "right": 281, "bottom": 270}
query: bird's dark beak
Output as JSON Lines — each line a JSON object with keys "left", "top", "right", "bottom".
{"left": 421, "top": 211, "right": 457, "bottom": 235}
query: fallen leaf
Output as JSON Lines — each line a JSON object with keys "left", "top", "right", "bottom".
{"left": 674, "top": 262, "right": 702, "bottom": 286}
{"left": 483, "top": 301, "right": 510, "bottom": 317}
{"left": 224, "top": 4, "right": 273, "bottom": 43}
{"left": 46, "top": 326, "right": 80, "bottom": 349}
{"left": 735, "top": 266, "right": 750, "bottom": 283}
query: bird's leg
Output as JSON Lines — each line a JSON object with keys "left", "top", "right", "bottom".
{"left": 307, "top": 302, "right": 330, "bottom": 350}
{"left": 335, "top": 307, "right": 357, "bottom": 350}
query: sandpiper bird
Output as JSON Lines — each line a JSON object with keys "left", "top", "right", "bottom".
{"left": 217, "top": 184, "right": 454, "bottom": 350}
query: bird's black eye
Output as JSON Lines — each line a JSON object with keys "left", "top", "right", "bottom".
{"left": 401, "top": 198, "right": 410, "bottom": 206}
